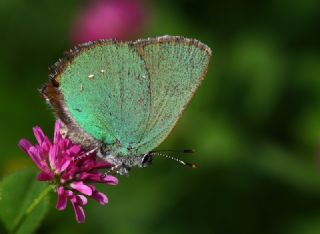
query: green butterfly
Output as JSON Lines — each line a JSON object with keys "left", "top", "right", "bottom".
{"left": 42, "top": 35, "right": 211, "bottom": 175}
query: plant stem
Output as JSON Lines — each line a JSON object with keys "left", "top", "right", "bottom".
{"left": 11, "top": 185, "right": 54, "bottom": 234}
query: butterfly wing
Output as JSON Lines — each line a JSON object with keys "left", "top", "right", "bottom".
{"left": 130, "top": 36, "right": 211, "bottom": 154}
{"left": 45, "top": 41, "right": 151, "bottom": 155}
{"left": 44, "top": 36, "right": 211, "bottom": 157}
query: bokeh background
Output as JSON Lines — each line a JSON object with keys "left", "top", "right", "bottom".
{"left": 1, "top": 0, "right": 320, "bottom": 233}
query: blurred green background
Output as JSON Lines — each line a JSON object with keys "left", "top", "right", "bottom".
{"left": 1, "top": 0, "right": 320, "bottom": 233}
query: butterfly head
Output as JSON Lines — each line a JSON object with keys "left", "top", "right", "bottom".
{"left": 96, "top": 147, "right": 196, "bottom": 177}
{"left": 96, "top": 148, "right": 154, "bottom": 176}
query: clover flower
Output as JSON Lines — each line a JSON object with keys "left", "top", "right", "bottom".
{"left": 18, "top": 120, "right": 118, "bottom": 223}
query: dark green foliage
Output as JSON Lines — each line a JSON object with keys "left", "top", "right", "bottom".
{"left": 0, "top": 170, "right": 49, "bottom": 234}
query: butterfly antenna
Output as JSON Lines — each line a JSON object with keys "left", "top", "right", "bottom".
{"left": 150, "top": 152, "right": 197, "bottom": 168}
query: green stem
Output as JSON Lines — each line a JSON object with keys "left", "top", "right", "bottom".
{"left": 11, "top": 185, "right": 54, "bottom": 234}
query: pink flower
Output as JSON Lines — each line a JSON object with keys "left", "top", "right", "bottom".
{"left": 18, "top": 120, "right": 118, "bottom": 223}
{"left": 71, "top": 0, "right": 149, "bottom": 44}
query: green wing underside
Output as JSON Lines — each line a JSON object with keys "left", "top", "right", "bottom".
{"left": 60, "top": 36, "right": 211, "bottom": 156}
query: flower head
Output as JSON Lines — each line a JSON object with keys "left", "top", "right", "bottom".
{"left": 71, "top": 0, "right": 149, "bottom": 44}
{"left": 18, "top": 120, "right": 118, "bottom": 223}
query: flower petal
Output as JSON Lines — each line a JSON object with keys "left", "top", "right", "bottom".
{"left": 37, "top": 171, "right": 54, "bottom": 181}
{"left": 56, "top": 158, "right": 71, "bottom": 173}
{"left": 56, "top": 187, "right": 68, "bottom": 210}
{"left": 18, "top": 139, "right": 33, "bottom": 154}
{"left": 53, "top": 120, "right": 62, "bottom": 144}
{"left": 70, "top": 181, "right": 92, "bottom": 196}
{"left": 83, "top": 160, "right": 113, "bottom": 171}
{"left": 33, "top": 126, "right": 46, "bottom": 145}
{"left": 27, "top": 146, "right": 49, "bottom": 172}
{"left": 92, "top": 191, "right": 108, "bottom": 205}
{"left": 101, "top": 175, "right": 118, "bottom": 185}
{"left": 77, "top": 172, "right": 102, "bottom": 182}
{"left": 70, "top": 195, "right": 86, "bottom": 223}
{"left": 61, "top": 165, "right": 78, "bottom": 181}
{"left": 56, "top": 142, "right": 64, "bottom": 155}
{"left": 68, "top": 145, "right": 82, "bottom": 156}
{"left": 49, "top": 145, "right": 58, "bottom": 170}
{"left": 33, "top": 126, "right": 51, "bottom": 150}
{"left": 76, "top": 195, "right": 88, "bottom": 206}
{"left": 78, "top": 173, "right": 118, "bottom": 185}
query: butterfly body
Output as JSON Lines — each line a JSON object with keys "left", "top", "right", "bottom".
{"left": 42, "top": 36, "right": 211, "bottom": 175}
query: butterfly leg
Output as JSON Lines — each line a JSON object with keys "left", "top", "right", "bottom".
{"left": 102, "top": 164, "right": 130, "bottom": 177}
{"left": 72, "top": 147, "right": 98, "bottom": 161}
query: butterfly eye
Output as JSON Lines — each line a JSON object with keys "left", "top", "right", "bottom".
{"left": 141, "top": 154, "right": 153, "bottom": 166}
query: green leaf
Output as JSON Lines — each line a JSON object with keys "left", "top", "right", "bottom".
{"left": 0, "top": 169, "right": 50, "bottom": 234}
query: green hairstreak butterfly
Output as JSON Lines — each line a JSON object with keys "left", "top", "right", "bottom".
{"left": 42, "top": 35, "right": 211, "bottom": 175}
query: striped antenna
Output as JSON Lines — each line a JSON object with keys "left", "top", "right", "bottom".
{"left": 149, "top": 152, "right": 197, "bottom": 168}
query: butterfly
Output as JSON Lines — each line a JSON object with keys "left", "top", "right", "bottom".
{"left": 41, "top": 35, "right": 211, "bottom": 176}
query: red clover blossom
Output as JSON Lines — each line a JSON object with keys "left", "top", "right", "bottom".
{"left": 18, "top": 120, "right": 118, "bottom": 223}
